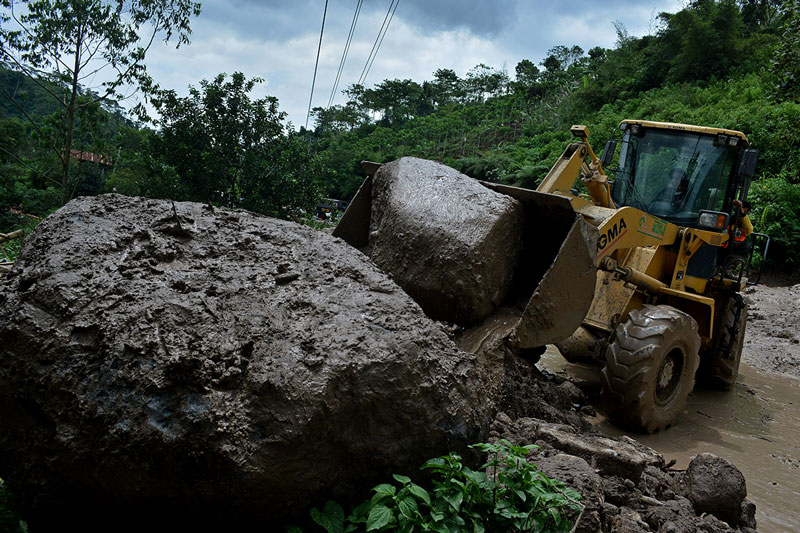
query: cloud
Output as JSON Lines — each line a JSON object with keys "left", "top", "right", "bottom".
{"left": 396, "top": 0, "right": 519, "bottom": 35}
{"left": 131, "top": 0, "right": 686, "bottom": 128}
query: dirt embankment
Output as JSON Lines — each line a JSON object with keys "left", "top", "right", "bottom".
{"left": 742, "top": 281, "right": 800, "bottom": 377}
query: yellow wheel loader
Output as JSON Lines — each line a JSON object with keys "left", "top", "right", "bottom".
{"left": 333, "top": 119, "right": 768, "bottom": 433}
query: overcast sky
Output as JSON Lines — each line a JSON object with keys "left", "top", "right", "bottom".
{"left": 140, "top": 0, "right": 685, "bottom": 129}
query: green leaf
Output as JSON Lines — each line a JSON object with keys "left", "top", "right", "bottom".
{"left": 310, "top": 500, "right": 345, "bottom": 533}
{"left": 398, "top": 496, "right": 420, "bottom": 519}
{"left": 429, "top": 522, "right": 449, "bottom": 533}
{"left": 349, "top": 500, "right": 371, "bottom": 523}
{"left": 366, "top": 504, "right": 394, "bottom": 531}
{"left": 443, "top": 490, "right": 463, "bottom": 512}
{"left": 372, "top": 484, "right": 397, "bottom": 497}
{"left": 422, "top": 458, "right": 446, "bottom": 470}
{"left": 408, "top": 483, "right": 432, "bottom": 506}
{"left": 393, "top": 474, "right": 411, "bottom": 484}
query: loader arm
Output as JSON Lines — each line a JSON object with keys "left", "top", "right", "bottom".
{"left": 582, "top": 206, "right": 731, "bottom": 339}
{"left": 536, "top": 126, "right": 615, "bottom": 209}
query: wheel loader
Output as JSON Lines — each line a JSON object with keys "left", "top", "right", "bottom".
{"left": 333, "top": 119, "right": 769, "bottom": 433}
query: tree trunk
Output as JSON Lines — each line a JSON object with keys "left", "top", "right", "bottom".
{"left": 61, "top": 28, "right": 83, "bottom": 205}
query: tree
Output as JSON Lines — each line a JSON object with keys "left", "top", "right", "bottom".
{"left": 0, "top": 0, "right": 201, "bottom": 204}
{"left": 430, "top": 68, "right": 464, "bottom": 106}
{"left": 362, "top": 79, "right": 428, "bottom": 127}
{"left": 153, "top": 72, "right": 324, "bottom": 218}
{"left": 663, "top": 0, "right": 744, "bottom": 82}
{"left": 771, "top": 0, "right": 800, "bottom": 101}
{"left": 514, "top": 59, "right": 540, "bottom": 87}
{"left": 464, "top": 63, "right": 509, "bottom": 103}
{"left": 739, "top": 0, "right": 783, "bottom": 28}
{"left": 104, "top": 126, "right": 186, "bottom": 200}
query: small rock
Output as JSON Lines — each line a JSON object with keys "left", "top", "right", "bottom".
{"left": 536, "top": 423, "right": 664, "bottom": 480}
{"left": 603, "top": 475, "right": 639, "bottom": 507}
{"left": 536, "top": 453, "right": 603, "bottom": 533}
{"left": 275, "top": 272, "right": 300, "bottom": 284}
{"left": 611, "top": 508, "right": 651, "bottom": 532}
{"left": 739, "top": 498, "right": 757, "bottom": 529}
{"left": 643, "top": 496, "right": 695, "bottom": 532}
{"left": 685, "top": 453, "right": 746, "bottom": 526}
{"left": 697, "top": 512, "right": 737, "bottom": 532}
{"left": 557, "top": 380, "right": 585, "bottom": 404}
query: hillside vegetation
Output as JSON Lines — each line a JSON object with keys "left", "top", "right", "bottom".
{"left": 1, "top": 0, "right": 799, "bottom": 273}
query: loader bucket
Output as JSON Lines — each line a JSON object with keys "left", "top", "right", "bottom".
{"left": 333, "top": 161, "right": 597, "bottom": 354}
{"left": 479, "top": 182, "right": 598, "bottom": 351}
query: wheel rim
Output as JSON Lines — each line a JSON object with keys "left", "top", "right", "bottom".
{"left": 656, "top": 348, "right": 684, "bottom": 405}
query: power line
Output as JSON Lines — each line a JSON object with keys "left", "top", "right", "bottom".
{"left": 362, "top": 0, "right": 399, "bottom": 86}
{"left": 305, "top": 0, "right": 329, "bottom": 130}
{"left": 327, "top": 0, "right": 364, "bottom": 109}
{"left": 357, "top": 0, "right": 400, "bottom": 87}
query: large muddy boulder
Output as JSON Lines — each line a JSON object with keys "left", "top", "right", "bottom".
{"left": 368, "top": 157, "right": 524, "bottom": 324}
{"left": 0, "top": 194, "right": 490, "bottom": 529}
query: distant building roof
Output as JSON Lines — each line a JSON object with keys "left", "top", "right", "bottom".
{"left": 69, "top": 150, "right": 113, "bottom": 167}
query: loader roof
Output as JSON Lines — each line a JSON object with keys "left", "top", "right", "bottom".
{"left": 620, "top": 119, "right": 749, "bottom": 142}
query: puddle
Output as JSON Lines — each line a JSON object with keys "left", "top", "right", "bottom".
{"left": 539, "top": 347, "right": 800, "bottom": 532}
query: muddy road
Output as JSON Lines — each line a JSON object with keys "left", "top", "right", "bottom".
{"left": 541, "top": 281, "right": 800, "bottom": 532}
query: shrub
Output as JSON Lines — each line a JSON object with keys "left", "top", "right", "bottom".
{"left": 747, "top": 176, "right": 800, "bottom": 274}
{"left": 302, "top": 440, "right": 582, "bottom": 533}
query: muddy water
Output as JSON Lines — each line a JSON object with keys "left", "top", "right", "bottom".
{"left": 539, "top": 347, "right": 800, "bottom": 532}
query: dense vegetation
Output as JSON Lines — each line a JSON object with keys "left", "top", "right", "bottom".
{"left": 1, "top": 0, "right": 799, "bottom": 273}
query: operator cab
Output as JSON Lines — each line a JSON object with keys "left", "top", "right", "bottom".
{"left": 609, "top": 120, "right": 756, "bottom": 231}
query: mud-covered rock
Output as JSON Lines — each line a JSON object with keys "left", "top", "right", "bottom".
{"left": 684, "top": 453, "right": 747, "bottom": 526}
{"left": 642, "top": 496, "right": 696, "bottom": 532}
{"left": 536, "top": 453, "right": 603, "bottom": 533}
{"left": 610, "top": 508, "right": 652, "bottom": 532}
{"left": 534, "top": 423, "right": 664, "bottom": 480}
{"left": 369, "top": 156, "right": 524, "bottom": 324}
{"left": 603, "top": 475, "right": 641, "bottom": 507}
{"left": 0, "top": 194, "right": 490, "bottom": 529}
{"left": 739, "top": 498, "right": 757, "bottom": 529}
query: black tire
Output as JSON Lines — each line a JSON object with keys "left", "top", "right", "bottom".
{"left": 702, "top": 294, "right": 747, "bottom": 390}
{"left": 601, "top": 305, "right": 701, "bottom": 433}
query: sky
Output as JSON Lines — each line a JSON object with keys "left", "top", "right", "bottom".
{"left": 136, "top": 0, "right": 685, "bottom": 129}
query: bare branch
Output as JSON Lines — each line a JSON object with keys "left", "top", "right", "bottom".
{"left": 91, "top": 18, "right": 163, "bottom": 104}
{"left": 79, "top": 32, "right": 108, "bottom": 71}
{"left": 0, "top": 49, "right": 69, "bottom": 108}
{"left": 78, "top": 61, "right": 111, "bottom": 83}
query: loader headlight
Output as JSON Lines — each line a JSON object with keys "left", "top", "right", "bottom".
{"left": 697, "top": 210, "right": 729, "bottom": 232}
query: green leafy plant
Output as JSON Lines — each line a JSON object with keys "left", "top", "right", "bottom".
{"left": 0, "top": 478, "right": 27, "bottom": 533}
{"left": 304, "top": 440, "right": 582, "bottom": 533}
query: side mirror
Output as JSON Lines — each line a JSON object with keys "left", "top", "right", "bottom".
{"left": 738, "top": 149, "right": 759, "bottom": 179}
{"left": 737, "top": 149, "right": 759, "bottom": 199}
{"left": 601, "top": 140, "right": 618, "bottom": 168}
